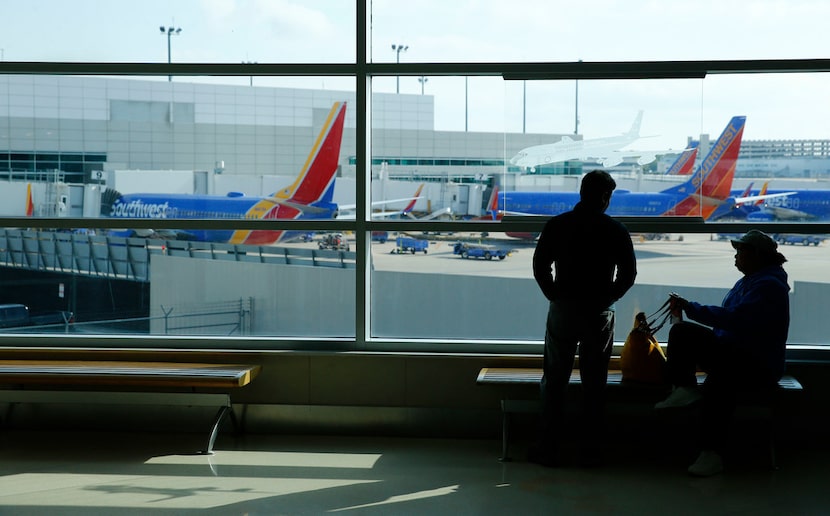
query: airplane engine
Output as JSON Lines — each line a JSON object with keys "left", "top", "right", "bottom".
{"left": 746, "top": 211, "right": 776, "bottom": 222}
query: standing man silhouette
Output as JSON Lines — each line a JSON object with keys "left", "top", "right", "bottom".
{"left": 529, "top": 170, "right": 637, "bottom": 467}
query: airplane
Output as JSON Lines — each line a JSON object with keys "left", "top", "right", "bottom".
{"left": 498, "top": 115, "right": 748, "bottom": 221}
{"left": 476, "top": 138, "right": 714, "bottom": 240}
{"left": 102, "top": 101, "right": 348, "bottom": 245}
{"left": 743, "top": 186, "right": 830, "bottom": 221}
{"left": 711, "top": 183, "right": 830, "bottom": 222}
{"left": 509, "top": 110, "right": 674, "bottom": 170}
{"left": 709, "top": 181, "right": 818, "bottom": 221}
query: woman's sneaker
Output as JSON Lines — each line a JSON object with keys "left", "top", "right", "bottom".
{"left": 688, "top": 450, "right": 724, "bottom": 477}
{"left": 654, "top": 385, "right": 702, "bottom": 409}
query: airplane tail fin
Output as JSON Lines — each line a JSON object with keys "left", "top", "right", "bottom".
{"left": 484, "top": 185, "right": 501, "bottom": 219}
{"left": 627, "top": 110, "right": 644, "bottom": 137}
{"left": 274, "top": 101, "right": 347, "bottom": 207}
{"left": 664, "top": 143, "right": 699, "bottom": 176}
{"left": 25, "top": 184, "right": 34, "bottom": 216}
{"left": 662, "top": 116, "right": 746, "bottom": 219}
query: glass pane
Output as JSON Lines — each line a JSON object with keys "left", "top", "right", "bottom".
{"left": 1, "top": 74, "right": 356, "bottom": 222}
{"left": 4, "top": 1, "right": 355, "bottom": 63}
{"left": 0, "top": 226, "right": 356, "bottom": 338}
{"left": 371, "top": 1, "right": 827, "bottom": 62}
{"left": 496, "top": 73, "right": 830, "bottom": 222}
{"left": 370, "top": 230, "right": 830, "bottom": 347}
{"left": 0, "top": 73, "right": 357, "bottom": 339}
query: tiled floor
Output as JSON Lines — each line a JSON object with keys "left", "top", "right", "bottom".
{"left": 0, "top": 429, "right": 827, "bottom": 515}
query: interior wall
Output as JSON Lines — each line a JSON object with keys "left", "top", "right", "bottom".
{"left": 0, "top": 348, "right": 825, "bottom": 442}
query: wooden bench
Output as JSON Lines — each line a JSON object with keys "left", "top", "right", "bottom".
{"left": 0, "top": 360, "right": 261, "bottom": 454}
{"left": 476, "top": 367, "right": 803, "bottom": 467}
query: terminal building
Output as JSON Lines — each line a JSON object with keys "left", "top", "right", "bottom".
{"left": 3, "top": 74, "right": 830, "bottom": 218}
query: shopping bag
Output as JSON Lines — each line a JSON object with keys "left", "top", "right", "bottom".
{"left": 620, "top": 304, "right": 669, "bottom": 384}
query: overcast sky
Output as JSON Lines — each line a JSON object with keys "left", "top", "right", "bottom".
{"left": 3, "top": 0, "right": 828, "bottom": 147}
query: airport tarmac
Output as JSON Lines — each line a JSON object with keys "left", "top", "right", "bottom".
{"left": 364, "top": 232, "right": 830, "bottom": 289}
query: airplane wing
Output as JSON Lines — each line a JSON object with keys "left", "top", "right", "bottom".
{"left": 339, "top": 183, "right": 425, "bottom": 219}
{"left": 732, "top": 191, "right": 796, "bottom": 205}
{"left": 338, "top": 197, "right": 424, "bottom": 217}
{"left": 598, "top": 149, "right": 674, "bottom": 168}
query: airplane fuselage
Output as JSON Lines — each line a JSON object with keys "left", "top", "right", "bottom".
{"left": 500, "top": 190, "right": 699, "bottom": 218}
{"left": 746, "top": 189, "right": 830, "bottom": 221}
{"left": 110, "top": 192, "right": 338, "bottom": 244}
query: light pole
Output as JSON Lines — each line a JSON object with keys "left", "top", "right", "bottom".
{"left": 391, "top": 44, "right": 408, "bottom": 93}
{"left": 465, "top": 76, "right": 468, "bottom": 132}
{"left": 418, "top": 76, "right": 428, "bottom": 95}
{"left": 243, "top": 60, "right": 257, "bottom": 86}
{"left": 574, "top": 59, "right": 582, "bottom": 135}
{"left": 159, "top": 25, "right": 182, "bottom": 82}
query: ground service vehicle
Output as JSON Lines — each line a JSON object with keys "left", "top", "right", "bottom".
{"left": 775, "top": 234, "right": 826, "bottom": 246}
{"left": 318, "top": 233, "right": 350, "bottom": 251}
{"left": 453, "top": 242, "right": 512, "bottom": 260}
{"left": 393, "top": 236, "right": 428, "bottom": 254}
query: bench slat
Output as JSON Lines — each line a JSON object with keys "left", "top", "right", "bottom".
{"left": 0, "top": 360, "right": 261, "bottom": 389}
{"left": 476, "top": 367, "right": 802, "bottom": 391}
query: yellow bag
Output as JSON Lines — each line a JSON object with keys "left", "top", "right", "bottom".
{"left": 620, "top": 311, "right": 668, "bottom": 384}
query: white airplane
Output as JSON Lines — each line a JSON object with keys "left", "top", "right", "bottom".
{"left": 509, "top": 110, "right": 670, "bottom": 170}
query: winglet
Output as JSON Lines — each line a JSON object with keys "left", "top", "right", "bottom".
{"left": 756, "top": 181, "right": 769, "bottom": 206}
{"left": 401, "top": 183, "right": 425, "bottom": 214}
{"left": 25, "top": 183, "right": 34, "bottom": 216}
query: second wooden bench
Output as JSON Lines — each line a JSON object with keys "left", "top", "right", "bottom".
{"left": 476, "top": 366, "right": 803, "bottom": 467}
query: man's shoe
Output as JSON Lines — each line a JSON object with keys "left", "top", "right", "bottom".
{"left": 688, "top": 450, "right": 724, "bottom": 477}
{"left": 654, "top": 385, "right": 702, "bottom": 410}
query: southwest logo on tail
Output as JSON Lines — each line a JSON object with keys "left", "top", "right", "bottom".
{"left": 102, "top": 102, "right": 347, "bottom": 245}
{"left": 661, "top": 116, "right": 745, "bottom": 219}
{"left": 496, "top": 116, "right": 746, "bottom": 221}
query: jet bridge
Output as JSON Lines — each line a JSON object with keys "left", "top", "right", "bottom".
{"left": 0, "top": 229, "right": 356, "bottom": 283}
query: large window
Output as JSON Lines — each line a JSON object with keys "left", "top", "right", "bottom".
{"left": 1, "top": 1, "right": 829, "bottom": 352}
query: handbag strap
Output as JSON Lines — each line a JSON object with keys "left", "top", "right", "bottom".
{"left": 645, "top": 297, "right": 673, "bottom": 335}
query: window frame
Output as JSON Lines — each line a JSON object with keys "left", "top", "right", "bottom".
{"left": 2, "top": 3, "right": 830, "bottom": 358}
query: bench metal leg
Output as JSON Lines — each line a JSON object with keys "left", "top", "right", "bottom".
{"left": 499, "top": 400, "right": 512, "bottom": 462}
{"left": 201, "top": 405, "right": 232, "bottom": 455}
